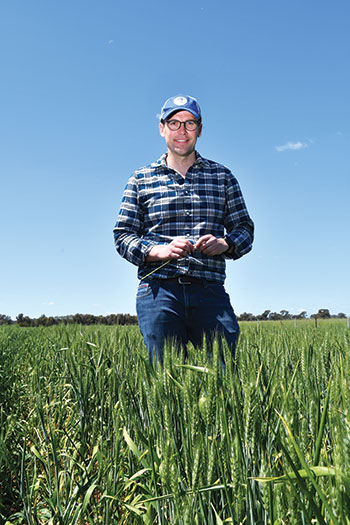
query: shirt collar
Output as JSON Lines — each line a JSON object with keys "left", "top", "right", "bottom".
{"left": 151, "top": 151, "right": 210, "bottom": 170}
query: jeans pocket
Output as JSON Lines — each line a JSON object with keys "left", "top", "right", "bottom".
{"left": 205, "top": 282, "right": 228, "bottom": 299}
{"left": 136, "top": 282, "right": 153, "bottom": 299}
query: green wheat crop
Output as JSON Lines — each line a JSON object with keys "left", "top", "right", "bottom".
{"left": 0, "top": 320, "right": 349, "bottom": 524}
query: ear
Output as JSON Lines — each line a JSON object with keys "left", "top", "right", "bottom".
{"left": 159, "top": 121, "right": 166, "bottom": 137}
{"left": 197, "top": 123, "right": 202, "bottom": 138}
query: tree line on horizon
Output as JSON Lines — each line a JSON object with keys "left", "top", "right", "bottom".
{"left": 0, "top": 309, "right": 348, "bottom": 327}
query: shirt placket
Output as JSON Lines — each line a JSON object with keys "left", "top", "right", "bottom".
{"left": 181, "top": 171, "right": 196, "bottom": 274}
{"left": 167, "top": 169, "right": 192, "bottom": 274}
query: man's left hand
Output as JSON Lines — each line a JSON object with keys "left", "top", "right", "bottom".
{"left": 194, "top": 235, "right": 229, "bottom": 256}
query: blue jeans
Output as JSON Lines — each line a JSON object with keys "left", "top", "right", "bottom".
{"left": 136, "top": 277, "right": 240, "bottom": 364}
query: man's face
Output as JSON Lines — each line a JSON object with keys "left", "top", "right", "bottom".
{"left": 159, "top": 110, "right": 202, "bottom": 158}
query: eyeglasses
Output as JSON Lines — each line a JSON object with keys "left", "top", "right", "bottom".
{"left": 165, "top": 119, "right": 200, "bottom": 131}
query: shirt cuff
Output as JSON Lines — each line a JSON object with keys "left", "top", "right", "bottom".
{"left": 140, "top": 240, "right": 158, "bottom": 263}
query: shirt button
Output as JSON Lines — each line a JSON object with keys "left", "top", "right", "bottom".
{"left": 185, "top": 211, "right": 191, "bottom": 216}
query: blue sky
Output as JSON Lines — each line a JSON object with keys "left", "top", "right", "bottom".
{"left": 1, "top": 0, "right": 349, "bottom": 320}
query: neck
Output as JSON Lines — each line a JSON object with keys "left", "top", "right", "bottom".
{"left": 166, "top": 151, "right": 196, "bottom": 178}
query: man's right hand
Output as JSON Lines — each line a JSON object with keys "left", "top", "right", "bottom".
{"left": 146, "top": 239, "right": 194, "bottom": 262}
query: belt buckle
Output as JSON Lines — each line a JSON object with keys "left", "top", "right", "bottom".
{"left": 177, "top": 275, "right": 192, "bottom": 285}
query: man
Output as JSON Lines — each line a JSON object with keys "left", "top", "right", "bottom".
{"left": 113, "top": 94, "right": 254, "bottom": 364}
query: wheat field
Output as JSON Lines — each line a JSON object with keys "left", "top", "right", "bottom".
{"left": 1, "top": 320, "right": 349, "bottom": 524}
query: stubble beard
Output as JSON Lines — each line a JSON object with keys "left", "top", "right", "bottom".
{"left": 169, "top": 139, "right": 196, "bottom": 159}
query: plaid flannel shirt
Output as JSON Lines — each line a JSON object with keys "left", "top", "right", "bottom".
{"left": 113, "top": 152, "right": 254, "bottom": 283}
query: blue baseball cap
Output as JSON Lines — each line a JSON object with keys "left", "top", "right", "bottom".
{"left": 160, "top": 95, "right": 202, "bottom": 121}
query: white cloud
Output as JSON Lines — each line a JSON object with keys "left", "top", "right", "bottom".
{"left": 42, "top": 301, "right": 55, "bottom": 306}
{"left": 275, "top": 141, "right": 309, "bottom": 152}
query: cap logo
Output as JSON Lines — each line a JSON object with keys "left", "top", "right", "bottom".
{"left": 173, "top": 96, "right": 187, "bottom": 106}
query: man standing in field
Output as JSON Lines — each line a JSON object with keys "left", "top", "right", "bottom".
{"left": 113, "top": 95, "right": 254, "bottom": 364}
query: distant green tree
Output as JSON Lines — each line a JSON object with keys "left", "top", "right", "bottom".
{"left": 316, "top": 309, "right": 331, "bottom": 319}
{"left": 0, "top": 314, "right": 12, "bottom": 325}
{"left": 280, "top": 310, "right": 291, "bottom": 319}
{"left": 238, "top": 312, "right": 256, "bottom": 321}
{"left": 16, "top": 313, "right": 33, "bottom": 327}
{"left": 257, "top": 310, "right": 271, "bottom": 321}
{"left": 269, "top": 312, "right": 282, "bottom": 321}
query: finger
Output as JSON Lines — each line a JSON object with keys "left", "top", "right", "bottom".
{"left": 203, "top": 240, "right": 222, "bottom": 255}
{"left": 194, "top": 235, "right": 211, "bottom": 249}
{"left": 184, "top": 241, "right": 195, "bottom": 252}
{"left": 202, "top": 245, "right": 216, "bottom": 255}
{"left": 172, "top": 239, "right": 192, "bottom": 249}
{"left": 170, "top": 246, "right": 185, "bottom": 256}
{"left": 169, "top": 251, "right": 183, "bottom": 259}
{"left": 170, "top": 246, "right": 192, "bottom": 258}
{"left": 177, "top": 241, "right": 194, "bottom": 253}
{"left": 199, "top": 240, "right": 217, "bottom": 253}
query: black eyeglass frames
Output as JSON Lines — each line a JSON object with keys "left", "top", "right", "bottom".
{"left": 165, "top": 119, "right": 200, "bottom": 131}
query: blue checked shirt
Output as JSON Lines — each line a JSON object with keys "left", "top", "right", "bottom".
{"left": 113, "top": 152, "right": 254, "bottom": 283}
